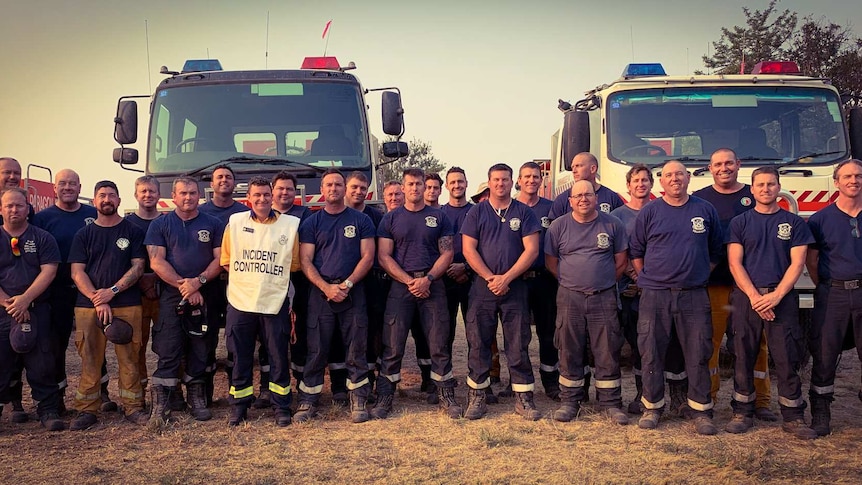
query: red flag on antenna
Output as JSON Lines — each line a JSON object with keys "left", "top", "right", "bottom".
{"left": 322, "top": 20, "right": 332, "bottom": 39}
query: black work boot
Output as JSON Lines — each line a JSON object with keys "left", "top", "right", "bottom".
{"left": 667, "top": 379, "right": 690, "bottom": 419}
{"left": 810, "top": 395, "right": 832, "bottom": 437}
{"left": 438, "top": 385, "right": 463, "bottom": 419}
{"left": 553, "top": 402, "right": 580, "bottom": 422}
{"left": 228, "top": 403, "right": 249, "bottom": 427}
{"left": 514, "top": 391, "right": 542, "bottom": 421}
{"left": 330, "top": 368, "right": 349, "bottom": 406}
{"left": 253, "top": 372, "right": 272, "bottom": 409}
{"left": 540, "top": 370, "right": 561, "bottom": 401}
{"left": 419, "top": 364, "right": 433, "bottom": 393}
{"left": 148, "top": 385, "right": 172, "bottom": 427}
{"left": 349, "top": 390, "right": 370, "bottom": 424}
{"left": 628, "top": 375, "right": 644, "bottom": 415}
{"left": 169, "top": 384, "right": 187, "bottom": 411}
{"left": 293, "top": 391, "right": 320, "bottom": 424}
{"left": 464, "top": 388, "right": 487, "bottom": 420}
{"left": 204, "top": 370, "right": 215, "bottom": 407}
{"left": 187, "top": 382, "right": 212, "bottom": 421}
{"left": 10, "top": 399, "right": 28, "bottom": 423}
{"left": 100, "top": 381, "right": 118, "bottom": 413}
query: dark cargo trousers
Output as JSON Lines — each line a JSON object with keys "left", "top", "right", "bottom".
{"left": 638, "top": 288, "right": 714, "bottom": 416}
{"left": 526, "top": 271, "right": 560, "bottom": 380}
{"left": 150, "top": 286, "right": 213, "bottom": 387}
{"left": 810, "top": 282, "right": 862, "bottom": 400}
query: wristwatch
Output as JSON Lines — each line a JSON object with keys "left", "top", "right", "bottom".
{"left": 426, "top": 273, "right": 435, "bottom": 282}
{"left": 110, "top": 285, "right": 120, "bottom": 294}
{"left": 198, "top": 274, "right": 207, "bottom": 285}
{"left": 344, "top": 279, "right": 354, "bottom": 289}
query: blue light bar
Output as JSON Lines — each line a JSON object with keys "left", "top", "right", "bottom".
{"left": 182, "top": 59, "right": 223, "bottom": 73}
{"left": 621, "top": 63, "right": 666, "bottom": 79}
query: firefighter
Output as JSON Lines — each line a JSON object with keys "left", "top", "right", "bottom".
{"left": 545, "top": 180, "right": 628, "bottom": 423}
{"left": 630, "top": 160, "right": 723, "bottom": 435}
{"left": 221, "top": 176, "right": 300, "bottom": 426}
{"left": 806, "top": 158, "right": 862, "bottom": 436}
{"left": 382, "top": 181, "right": 404, "bottom": 212}
{"left": 0, "top": 187, "right": 65, "bottom": 431}
{"left": 693, "top": 148, "right": 776, "bottom": 422}
{"left": 461, "top": 163, "right": 542, "bottom": 420}
{"left": 199, "top": 165, "right": 249, "bottom": 405}
{"left": 424, "top": 172, "right": 443, "bottom": 209}
{"left": 32, "top": 169, "right": 104, "bottom": 414}
{"left": 124, "top": 175, "right": 164, "bottom": 406}
{"left": 725, "top": 166, "right": 817, "bottom": 439}
{"left": 372, "top": 167, "right": 461, "bottom": 419}
{"left": 610, "top": 164, "right": 652, "bottom": 414}
{"left": 441, "top": 167, "right": 472, "bottom": 359}
{"left": 68, "top": 181, "right": 148, "bottom": 430}
{"left": 548, "top": 152, "right": 623, "bottom": 220}
{"left": 293, "top": 169, "right": 375, "bottom": 423}
{"left": 145, "top": 177, "right": 224, "bottom": 423}
{"left": 516, "top": 162, "right": 560, "bottom": 401}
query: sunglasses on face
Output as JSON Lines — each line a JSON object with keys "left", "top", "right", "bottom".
{"left": 10, "top": 237, "right": 20, "bottom": 256}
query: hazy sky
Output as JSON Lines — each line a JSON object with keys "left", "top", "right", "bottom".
{"left": 1, "top": 0, "right": 859, "bottom": 206}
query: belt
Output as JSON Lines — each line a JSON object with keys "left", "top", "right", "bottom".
{"left": 522, "top": 269, "right": 546, "bottom": 280}
{"left": 668, "top": 285, "right": 707, "bottom": 291}
{"left": 831, "top": 279, "right": 862, "bottom": 290}
{"left": 569, "top": 285, "right": 615, "bottom": 296}
{"left": 325, "top": 278, "right": 344, "bottom": 284}
{"left": 756, "top": 287, "right": 777, "bottom": 294}
{"left": 372, "top": 269, "right": 390, "bottom": 280}
{"left": 408, "top": 270, "right": 429, "bottom": 278}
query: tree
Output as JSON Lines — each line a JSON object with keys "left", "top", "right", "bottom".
{"left": 701, "top": 0, "right": 797, "bottom": 74}
{"left": 376, "top": 137, "right": 445, "bottom": 183}
{"left": 788, "top": 18, "right": 862, "bottom": 108}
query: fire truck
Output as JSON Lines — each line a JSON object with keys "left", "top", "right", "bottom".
{"left": 545, "top": 61, "right": 862, "bottom": 218}
{"left": 111, "top": 57, "right": 408, "bottom": 209}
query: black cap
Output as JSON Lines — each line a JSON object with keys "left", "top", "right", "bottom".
{"left": 103, "top": 317, "right": 133, "bottom": 345}
{"left": 177, "top": 301, "right": 209, "bottom": 338}
{"left": 10, "top": 318, "right": 38, "bottom": 354}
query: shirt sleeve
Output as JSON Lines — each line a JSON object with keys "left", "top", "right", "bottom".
{"left": 219, "top": 223, "right": 232, "bottom": 267}
{"left": 130, "top": 225, "right": 147, "bottom": 260}
{"left": 548, "top": 192, "right": 568, "bottom": 220}
{"left": 377, "top": 212, "right": 394, "bottom": 239}
{"left": 629, "top": 207, "right": 647, "bottom": 260}
{"left": 290, "top": 237, "right": 301, "bottom": 272}
{"left": 359, "top": 213, "right": 376, "bottom": 239}
{"left": 39, "top": 230, "right": 62, "bottom": 265}
{"left": 144, "top": 217, "right": 165, "bottom": 247}
{"left": 792, "top": 215, "right": 815, "bottom": 247}
{"left": 544, "top": 221, "right": 560, "bottom": 258}
{"left": 612, "top": 217, "right": 628, "bottom": 253}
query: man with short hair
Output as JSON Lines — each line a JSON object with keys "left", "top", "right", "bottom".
{"left": 294, "top": 169, "right": 376, "bottom": 423}
{"left": 382, "top": 181, "right": 404, "bottom": 213}
{"left": 806, "top": 158, "right": 862, "bottom": 436}
{"left": 124, "top": 175, "right": 163, "bottom": 403}
{"left": 610, "top": 164, "right": 653, "bottom": 414}
{"left": 424, "top": 173, "right": 443, "bottom": 208}
{"left": 32, "top": 169, "right": 101, "bottom": 414}
{"left": 145, "top": 177, "right": 224, "bottom": 423}
{"left": 221, "top": 176, "right": 301, "bottom": 426}
{"left": 630, "top": 160, "right": 723, "bottom": 435}
{"left": 0, "top": 187, "right": 64, "bottom": 431}
{"left": 69, "top": 181, "right": 148, "bottom": 430}
{"left": 199, "top": 165, "right": 249, "bottom": 404}
{"left": 462, "top": 163, "right": 542, "bottom": 420}
{"left": 693, "top": 148, "right": 775, "bottom": 422}
{"left": 372, "top": 168, "right": 460, "bottom": 419}
{"left": 546, "top": 180, "right": 628, "bottom": 423}
{"left": 516, "top": 161, "right": 560, "bottom": 400}
{"left": 548, "top": 152, "right": 623, "bottom": 220}
{"left": 441, "top": 167, "right": 472, "bottom": 354}
{"left": 725, "top": 167, "right": 816, "bottom": 439}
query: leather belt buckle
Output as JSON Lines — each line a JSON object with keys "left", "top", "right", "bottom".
{"left": 411, "top": 271, "right": 427, "bottom": 279}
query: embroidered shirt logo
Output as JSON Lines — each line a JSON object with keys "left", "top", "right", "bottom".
{"left": 740, "top": 197, "right": 752, "bottom": 207}
{"left": 777, "top": 223, "right": 792, "bottom": 241}
{"left": 279, "top": 234, "right": 288, "bottom": 245}
{"left": 343, "top": 225, "right": 356, "bottom": 238}
{"left": 540, "top": 216, "right": 550, "bottom": 228}
{"left": 597, "top": 232, "right": 610, "bottom": 249}
{"left": 23, "top": 239, "right": 37, "bottom": 253}
{"left": 425, "top": 216, "right": 438, "bottom": 228}
{"left": 85, "top": 217, "right": 95, "bottom": 225}
{"left": 509, "top": 218, "right": 521, "bottom": 231}
{"left": 116, "top": 238, "right": 130, "bottom": 250}
{"left": 599, "top": 203, "right": 611, "bottom": 213}
{"left": 691, "top": 217, "right": 706, "bottom": 234}
{"left": 198, "top": 230, "right": 211, "bottom": 243}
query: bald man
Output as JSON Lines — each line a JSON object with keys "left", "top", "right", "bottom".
{"left": 548, "top": 152, "right": 623, "bottom": 220}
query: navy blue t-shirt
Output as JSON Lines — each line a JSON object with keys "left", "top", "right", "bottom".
{"left": 362, "top": 205, "right": 384, "bottom": 229}
{"left": 460, "top": 199, "right": 542, "bottom": 275}
{"left": 630, "top": 196, "right": 724, "bottom": 289}
{"left": 282, "top": 204, "right": 311, "bottom": 221}
{"left": 441, "top": 202, "right": 473, "bottom": 264}
{"left": 808, "top": 203, "right": 862, "bottom": 281}
{"left": 524, "top": 197, "right": 553, "bottom": 270}
{"left": 549, "top": 184, "right": 623, "bottom": 220}
{"left": 610, "top": 204, "right": 642, "bottom": 289}
{"left": 728, "top": 209, "right": 813, "bottom": 288}
{"left": 125, "top": 212, "right": 162, "bottom": 273}
{"left": 378, "top": 205, "right": 453, "bottom": 273}
{"left": 68, "top": 219, "right": 147, "bottom": 308}
{"left": 0, "top": 225, "right": 61, "bottom": 303}
{"left": 144, "top": 211, "right": 223, "bottom": 278}
{"left": 299, "top": 207, "right": 375, "bottom": 281}
{"left": 32, "top": 204, "right": 97, "bottom": 286}
{"left": 692, "top": 184, "right": 754, "bottom": 285}
{"left": 199, "top": 200, "right": 249, "bottom": 227}
{"left": 545, "top": 212, "right": 627, "bottom": 292}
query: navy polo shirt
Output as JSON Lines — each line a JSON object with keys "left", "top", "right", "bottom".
{"left": 460, "top": 199, "right": 542, "bottom": 275}
{"left": 728, "top": 209, "right": 813, "bottom": 288}
{"left": 378, "top": 205, "right": 453, "bottom": 273}
{"left": 299, "top": 207, "right": 375, "bottom": 281}
{"left": 144, "top": 211, "right": 223, "bottom": 278}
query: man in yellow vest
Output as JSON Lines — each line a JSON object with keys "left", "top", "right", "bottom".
{"left": 220, "top": 176, "right": 301, "bottom": 426}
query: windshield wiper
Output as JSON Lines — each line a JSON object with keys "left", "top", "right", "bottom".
{"left": 775, "top": 151, "right": 845, "bottom": 170}
{"left": 185, "top": 156, "right": 327, "bottom": 178}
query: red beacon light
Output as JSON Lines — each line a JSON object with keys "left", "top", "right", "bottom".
{"left": 751, "top": 61, "right": 801, "bottom": 75}
{"left": 301, "top": 56, "right": 341, "bottom": 70}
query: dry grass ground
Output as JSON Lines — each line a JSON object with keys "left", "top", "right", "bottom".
{"left": 1, "top": 321, "right": 861, "bottom": 484}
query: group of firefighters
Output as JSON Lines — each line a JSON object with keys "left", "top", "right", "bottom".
{"left": 1, "top": 149, "right": 860, "bottom": 439}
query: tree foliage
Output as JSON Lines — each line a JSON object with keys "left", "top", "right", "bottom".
{"left": 376, "top": 136, "right": 445, "bottom": 183}
{"left": 788, "top": 18, "right": 862, "bottom": 108}
{"left": 701, "top": 0, "right": 797, "bottom": 75}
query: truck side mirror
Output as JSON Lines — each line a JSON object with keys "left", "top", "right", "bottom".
{"left": 382, "top": 91, "right": 405, "bottom": 136}
{"left": 114, "top": 100, "right": 138, "bottom": 145}
{"left": 850, "top": 108, "right": 862, "bottom": 159}
{"left": 382, "top": 141, "right": 409, "bottom": 159}
{"left": 112, "top": 147, "right": 139, "bottom": 165}
{"left": 562, "top": 111, "right": 590, "bottom": 171}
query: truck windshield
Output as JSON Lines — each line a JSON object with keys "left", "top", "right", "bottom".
{"left": 147, "top": 81, "right": 370, "bottom": 175}
{"left": 606, "top": 86, "right": 848, "bottom": 166}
